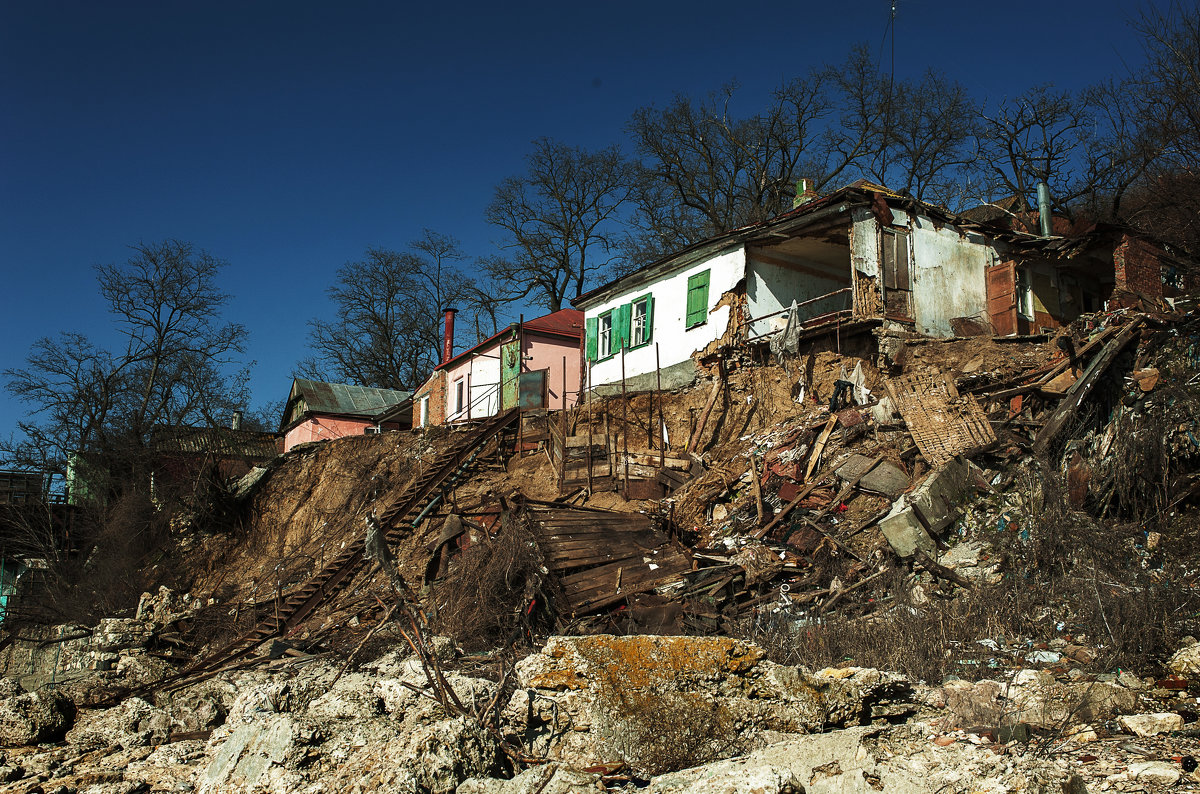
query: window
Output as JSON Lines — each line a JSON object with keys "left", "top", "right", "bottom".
{"left": 585, "top": 296, "right": 649, "bottom": 361}
{"left": 598, "top": 312, "right": 613, "bottom": 358}
{"left": 630, "top": 294, "right": 653, "bottom": 347}
{"left": 686, "top": 270, "right": 710, "bottom": 328}
{"left": 418, "top": 395, "right": 430, "bottom": 427}
{"left": 454, "top": 379, "right": 465, "bottom": 414}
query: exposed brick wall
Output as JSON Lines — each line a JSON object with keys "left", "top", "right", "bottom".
{"left": 412, "top": 371, "right": 446, "bottom": 428}
{"left": 1113, "top": 234, "right": 1165, "bottom": 298}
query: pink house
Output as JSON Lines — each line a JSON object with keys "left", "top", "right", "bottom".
{"left": 412, "top": 309, "right": 583, "bottom": 428}
{"left": 280, "top": 379, "right": 412, "bottom": 452}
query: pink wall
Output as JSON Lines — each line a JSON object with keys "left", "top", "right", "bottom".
{"left": 283, "top": 416, "right": 401, "bottom": 452}
{"left": 525, "top": 334, "right": 582, "bottom": 411}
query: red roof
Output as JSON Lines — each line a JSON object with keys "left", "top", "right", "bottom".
{"left": 435, "top": 309, "right": 583, "bottom": 372}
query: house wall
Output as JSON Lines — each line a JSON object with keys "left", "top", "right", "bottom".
{"left": 1114, "top": 234, "right": 1166, "bottom": 298}
{"left": 283, "top": 416, "right": 401, "bottom": 452}
{"left": 412, "top": 371, "right": 445, "bottom": 428}
{"left": 900, "top": 209, "right": 994, "bottom": 337}
{"left": 439, "top": 347, "right": 503, "bottom": 422}
{"left": 524, "top": 333, "right": 582, "bottom": 410}
{"left": 851, "top": 209, "right": 880, "bottom": 278}
{"left": 585, "top": 247, "right": 745, "bottom": 389}
{"left": 746, "top": 250, "right": 849, "bottom": 338}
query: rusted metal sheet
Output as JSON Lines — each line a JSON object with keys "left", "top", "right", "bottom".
{"left": 518, "top": 369, "right": 548, "bottom": 410}
{"left": 885, "top": 372, "right": 996, "bottom": 466}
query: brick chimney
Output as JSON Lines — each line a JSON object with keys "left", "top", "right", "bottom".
{"left": 442, "top": 308, "right": 458, "bottom": 363}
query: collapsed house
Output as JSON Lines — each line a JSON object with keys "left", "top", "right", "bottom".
{"left": 574, "top": 181, "right": 1193, "bottom": 392}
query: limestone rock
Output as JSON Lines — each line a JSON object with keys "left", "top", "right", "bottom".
{"left": 1116, "top": 712, "right": 1184, "bottom": 737}
{"left": 1168, "top": 639, "right": 1200, "bottom": 677}
{"left": 934, "top": 671, "right": 1138, "bottom": 731}
{"left": 0, "top": 687, "right": 74, "bottom": 746}
{"left": 66, "top": 697, "right": 171, "bottom": 751}
{"left": 460, "top": 763, "right": 604, "bottom": 794}
{"left": 1128, "top": 760, "right": 1181, "bottom": 786}
{"left": 504, "top": 636, "right": 914, "bottom": 773}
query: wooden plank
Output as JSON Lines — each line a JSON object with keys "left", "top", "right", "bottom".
{"left": 750, "top": 472, "right": 833, "bottom": 540}
{"left": 1033, "top": 318, "right": 1143, "bottom": 455}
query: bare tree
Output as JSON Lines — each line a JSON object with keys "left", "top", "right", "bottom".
{"left": 2, "top": 241, "right": 250, "bottom": 622}
{"left": 484, "top": 138, "right": 635, "bottom": 311}
{"left": 1119, "top": 2, "right": 1200, "bottom": 254}
{"left": 626, "top": 74, "right": 833, "bottom": 257}
{"left": 5, "top": 240, "right": 248, "bottom": 478}
{"left": 864, "top": 70, "right": 977, "bottom": 206}
{"left": 300, "top": 230, "right": 494, "bottom": 390}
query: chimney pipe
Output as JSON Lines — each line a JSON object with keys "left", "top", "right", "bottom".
{"left": 1036, "top": 181, "right": 1053, "bottom": 237}
{"left": 231, "top": 410, "right": 243, "bottom": 430}
{"left": 442, "top": 308, "right": 458, "bottom": 363}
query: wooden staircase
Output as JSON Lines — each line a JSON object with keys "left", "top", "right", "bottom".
{"left": 146, "top": 409, "right": 520, "bottom": 693}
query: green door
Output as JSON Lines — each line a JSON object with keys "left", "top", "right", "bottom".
{"left": 500, "top": 337, "right": 521, "bottom": 411}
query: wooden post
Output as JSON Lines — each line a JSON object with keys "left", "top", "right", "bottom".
{"left": 687, "top": 355, "right": 724, "bottom": 454}
{"left": 587, "top": 362, "right": 594, "bottom": 492}
{"left": 560, "top": 356, "right": 568, "bottom": 492}
{"left": 656, "top": 343, "right": 665, "bottom": 470}
{"left": 466, "top": 370, "right": 472, "bottom": 422}
{"left": 621, "top": 346, "right": 629, "bottom": 490}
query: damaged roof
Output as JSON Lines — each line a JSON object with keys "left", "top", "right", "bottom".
{"left": 572, "top": 180, "right": 1194, "bottom": 309}
{"left": 151, "top": 426, "right": 279, "bottom": 459}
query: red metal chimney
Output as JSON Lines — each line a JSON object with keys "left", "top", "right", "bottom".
{"left": 442, "top": 308, "right": 458, "bottom": 363}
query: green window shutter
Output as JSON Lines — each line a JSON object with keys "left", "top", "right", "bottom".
{"left": 686, "top": 270, "right": 711, "bottom": 327}
{"left": 615, "top": 303, "right": 632, "bottom": 350}
{"left": 644, "top": 295, "right": 654, "bottom": 342}
{"left": 585, "top": 316, "right": 598, "bottom": 361}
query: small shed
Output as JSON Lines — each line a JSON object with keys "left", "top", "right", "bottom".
{"left": 280, "top": 379, "right": 412, "bottom": 452}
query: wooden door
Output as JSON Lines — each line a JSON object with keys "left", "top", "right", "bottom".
{"left": 987, "top": 261, "right": 1017, "bottom": 336}
{"left": 500, "top": 338, "right": 520, "bottom": 411}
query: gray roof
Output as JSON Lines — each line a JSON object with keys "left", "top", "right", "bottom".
{"left": 288, "top": 379, "right": 412, "bottom": 420}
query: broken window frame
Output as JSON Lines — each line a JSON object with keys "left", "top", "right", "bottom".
{"left": 418, "top": 394, "right": 430, "bottom": 427}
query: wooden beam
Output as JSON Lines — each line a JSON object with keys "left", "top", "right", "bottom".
{"left": 1033, "top": 318, "right": 1142, "bottom": 455}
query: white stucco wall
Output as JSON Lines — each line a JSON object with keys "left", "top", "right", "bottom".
{"left": 746, "top": 254, "right": 848, "bottom": 338}
{"left": 901, "top": 209, "right": 996, "bottom": 337}
{"left": 584, "top": 247, "right": 746, "bottom": 387}
{"left": 444, "top": 350, "right": 501, "bottom": 421}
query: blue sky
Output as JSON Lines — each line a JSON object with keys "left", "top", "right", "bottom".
{"left": 0, "top": 0, "right": 1164, "bottom": 439}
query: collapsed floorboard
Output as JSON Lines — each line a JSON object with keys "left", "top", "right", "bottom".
{"left": 527, "top": 506, "right": 692, "bottom": 616}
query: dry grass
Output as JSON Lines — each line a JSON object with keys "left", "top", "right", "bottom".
{"left": 427, "top": 510, "right": 553, "bottom": 652}
{"left": 594, "top": 687, "right": 742, "bottom": 779}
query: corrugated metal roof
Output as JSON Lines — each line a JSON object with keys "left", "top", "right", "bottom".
{"left": 291, "top": 379, "right": 412, "bottom": 417}
{"left": 151, "top": 427, "right": 279, "bottom": 459}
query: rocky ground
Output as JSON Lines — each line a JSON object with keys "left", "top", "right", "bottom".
{"left": 0, "top": 620, "right": 1197, "bottom": 793}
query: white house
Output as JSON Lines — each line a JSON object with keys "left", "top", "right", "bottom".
{"left": 575, "top": 181, "right": 1014, "bottom": 392}
{"left": 576, "top": 179, "right": 1193, "bottom": 394}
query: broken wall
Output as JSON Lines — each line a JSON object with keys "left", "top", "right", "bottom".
{"left": 898, "top": 209, "right": 993, "bottom": 337}
{"left": 585, "top": 247, "right": 745, "bottom": 391}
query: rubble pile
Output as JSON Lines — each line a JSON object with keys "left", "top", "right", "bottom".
{"left": 1, "top": 305, "right": 1200, "bottom": 791}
